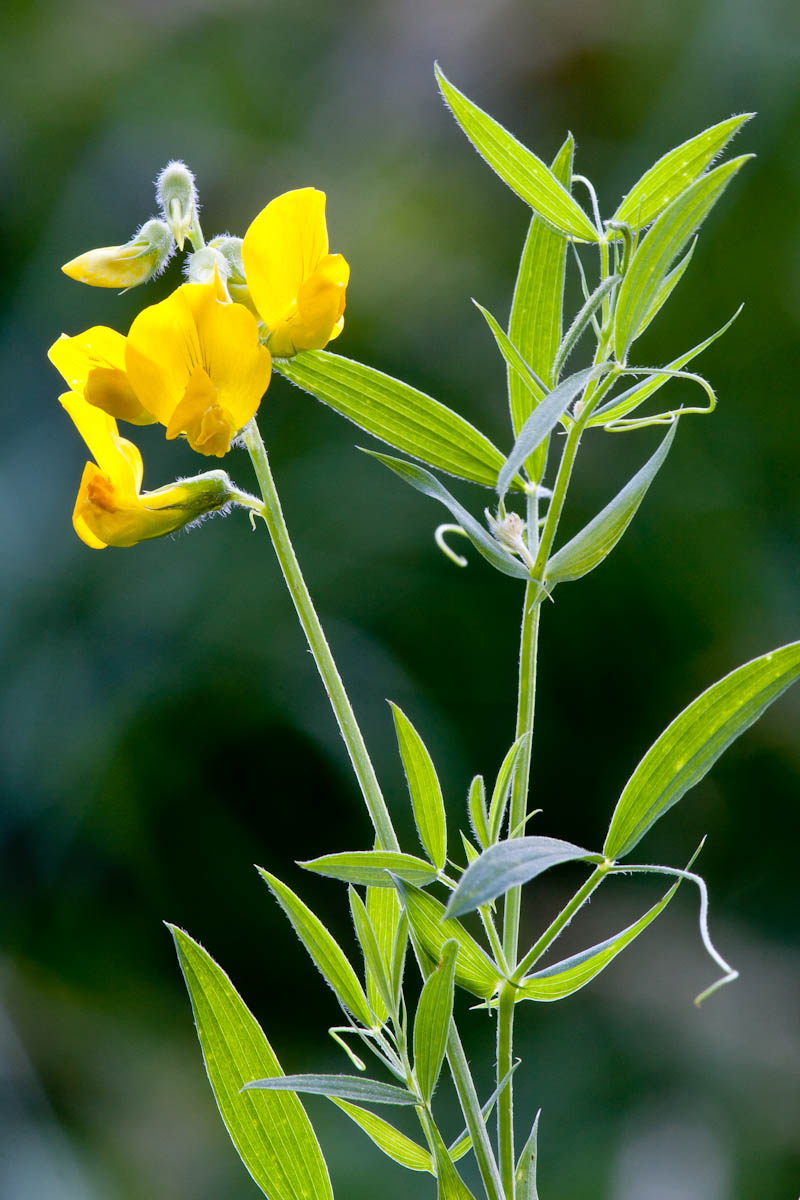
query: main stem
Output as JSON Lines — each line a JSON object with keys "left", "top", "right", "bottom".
{"left": 243, "top": 419, "right": 398, "bottom": 852}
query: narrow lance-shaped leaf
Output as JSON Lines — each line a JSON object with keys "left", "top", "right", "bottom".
{"left": 276, "top": 350, "right": 517, "bottom": 489}
{"left": 302, "top": 850, "right": 439, "bottom": 888}
{"left": 605, "top": 641, "right": 800, "bottom": 859}
{"left": 515, "top": 1111, "right": 541, "bottom": 1200}
{"left": 615, "top": 155, "right": 752, "bottom": 359}
{"left": 393, "top": 876, "right": 503, "bottom": 999}
{"left": 348, "top": 886, "right": 395, "bottom": 1018}
{"left": 435, "top": 66, "right": 598, "bottom": 242}
{"left": 497, "top": 366, "right": 606, "bottom": 502}
{"left": 634, "top": 237, "right": 696, "bottom": 339}
{"left": 414, "top": 939, "right": 458, "bottom": 1103}
{"left": 545, "top": 421, "right": 676, "bottom": 586}
{"left": 475, "top": 302, "right": 547, "bottom": 402}
{"left": 487, "top": 734, "right": 529, "bottom": 844}
{"left": 367, "top": 884, "right": 402, "bottom": 1023}
{"left": 258, "top": 869, "right": 374, "bottom": 1028}
{"left": 515, "top": 877, "right": 681, "bottom": 1002}
{"left": 391, "top": 703, "right": 447, "bottom": 870}
{"left": 331, "top": 1098, "right": 433, "bottom": 1173}
{"left": 508, "top": 134, "right": 574, "bottom": 480}
{"left": 446, "top": 837, "right": 602, "bottom": 919}
{"left": 468, "top": 775, "right": 490, "bottom": 850}
{"left": 170, "top": 927, "right": 333, "bottom": 1200}
{"left": 366, "top": 450, "right": 530, "bottom": 580}
{"left": 429, "top": 1121, "right": 478, "bottom": 1200}
{"left": 614, "top": 113, "right": 754, "bottom": 230}
{"left": 244, "top": 1074, "right": 417, "bottom": 1106}
{"left": 588, "top": 308, "right": 741, "bottom": 428}
{"left": 448, "top": 1062, "right": 520, "bottom": 1161}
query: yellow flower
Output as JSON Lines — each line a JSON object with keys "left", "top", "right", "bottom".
{"left": 61, "top": 391, "right": 235, "bottom": 549}
{"left": 125, "top": 271, "right": 272, "bottom": 457}
{"left": 241, "top": 188, "right": 350, "bottom": 358}
{"left": 48, "top": 326, "right": 155, "bottom": 425}
{"left": 61, "top": 219, "right": 173, "bottom": 289}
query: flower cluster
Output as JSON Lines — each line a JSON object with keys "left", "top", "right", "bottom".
{"left": 51, "top": 175, "right": 348, "bottom": 548}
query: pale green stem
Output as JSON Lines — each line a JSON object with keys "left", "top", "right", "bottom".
{"left": 512, "top": 863, "right": 609, "bottom": 983}
{"left": 447, "top": 1021, "right": 505, "bottom": 1200}
{"left": 243, "top": 419, "right": 398, "bottom": 851}
{"left": 496, "top": 983, "right": 517, "bottom": 1196}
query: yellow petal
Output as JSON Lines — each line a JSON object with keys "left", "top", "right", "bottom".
{"left": 62, "top": 244, "right": 157, "bottom": 289}
{"left": 48, "top": 328, "right": 155, "bottom": 424}
{"left": 59, "top": 392, "right": 142, "bottom": 498}
{"left": 268, "top": 253, "right": 350, "bottom": 357}
{"left": 126, "top": 277, "right": 271, "bottom": 444}
{"left": 241, "top": 188, "right": 329, "bottom": 330}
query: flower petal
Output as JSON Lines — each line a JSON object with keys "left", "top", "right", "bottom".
{"left": 269, "top": 253, "right": 350, "bottom": 357}
{"left": 242, "top": 188, "right": 329, "bottom": 330}
{"left": 59, "top": 392, "right": 142, "bottom": 498}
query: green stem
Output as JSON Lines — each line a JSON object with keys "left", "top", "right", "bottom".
{"left": 496, "top": 983, "right": 516, "bottom": 1195}
{"left": 447, "top": 1021, "right": 505, "bottom": 1200}
{"left": 243, "top": 419, "right": 398, "bottom": 851}
{"left": 512, "top": 863, "right": 609, "bottom": 983}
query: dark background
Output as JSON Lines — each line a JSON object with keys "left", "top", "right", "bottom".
{"left": 2, "top": 0, "right": 799, "bottom": 1197}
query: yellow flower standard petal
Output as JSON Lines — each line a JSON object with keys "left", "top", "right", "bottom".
{"left": 241, "top": 188, "right": 350, "bottom": 357}
{"left": 125, "top": 273, "right": 272, "bottom": 457}
{"left": 48, "top": 327, "right": 155, "bottom": 425}
{"left": 60, "top": 391, "right": 236, "bottom": 549}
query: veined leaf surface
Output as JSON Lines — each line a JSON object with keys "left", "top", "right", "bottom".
{"left": 446, "top": 837, "right": 601, "bottom": 919}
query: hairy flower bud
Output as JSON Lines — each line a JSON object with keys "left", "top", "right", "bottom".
{"left": 156, "top": 160, "right": 199, "bottom": 250}
{"left": 61, "top": 219, "right": 173, "bottom": 289}
{"left": 186, "top": 247, "right": 230, "bottom": 285}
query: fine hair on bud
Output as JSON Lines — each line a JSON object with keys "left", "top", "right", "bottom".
{"left": 135, "top": 218, "right": 175, "bottom": 276}
{"left": 156, "top": 160, "right": 199, "bottom": 217}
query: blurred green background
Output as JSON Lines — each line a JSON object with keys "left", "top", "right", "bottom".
{"left": 2, "top": 0, "right": 800, "bottom": 1196}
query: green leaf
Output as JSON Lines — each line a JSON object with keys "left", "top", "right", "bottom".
{"left": 390, "top": 703, "right": 447, "bottom": 870}
{"left": 516, "top": 878, "right": 681, "bottom": 1001}
{"left": 331, "top": 1098, "right": 433, "bottom": 1172}
{"left": 615, "top": 155, "right": 752, "bottom": 359}
{"left": 552, "top": 275, "right": 620, "bottom": 382}
{"left": 366, "top": 884, "right": 402, "bottom": 1023}
{"left": 393, "top": 877, "right": 503, "bottom": 999}
{"left": 366, "top": 451, "right": 530, "bottom": 580}
{"left": 467, "top": 775, "right": 490, "bottom": 850}
{"left": 508, "top": 134, "right": 574, "bottom": 480}
{"left": 276, "top": 351, "right": 512, "bottom": 488}
{"left": 258, "top": 869, "right": 373, "bottom": 1028}
{"left": 634, "top": 238, "right": 696, "bottom": 339}
{"left": 414, "top": 940, "right": 458, "bottom": 1103}
{"left": 604, "top": 641, "right": 800, "bottom": 859}
{"left": 588, "top": 308, "right": 741, "bottom": 428}
{"left": 497, "top": 367, "right": 606, "bottom": 502}
{"left": 302, "top": 850, "right": 439, "bottom": 889}
{"left": 244, "top": 1074, "right": 417, "bottom": 1106}
{"left": 614, "top": 113, "right": 754, "bottom": 230}
{"left": 436, "top": 66, "right": 598, "bottom": 242}
{"left": 445, "top": 837, "right": 601, "bottom": 919}
{"left": 545, "top": 422, "right": 676, "bottom": 585}
{"left": 515, "top": 1112, "right": 541, "bottom": 1200}
{"left": 348, "top": 886, "right": 395, "bottom": 1019}
{"left": 430, "top": 1123, "right": 478, "bottom": 1199}
{"left": 390, "top": 909, "right": 410, "bottom": 1006}
{"left": 475, "top": 301, "right": 547, "bottom": 402}
{"left": 487, "top": 734, "right": 530, "bottom": 844}
{"left": 170, "top": 926, "right": 333, "bottom": 1200}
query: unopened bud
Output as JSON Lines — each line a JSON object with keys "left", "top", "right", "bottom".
{"left": 62, "top": 219, "right": 173, "bottom": 289}
{"left": 486, "top": 508, "right": 536, "bottom": 571}
{"left": 186, "top": 247, "right": 230, "bottom": 285}
{"left": 209, "top": 235, "right": 259, "bottom": 314}
{"left": 156, "top": 160, "right": 198, "bottom": 250}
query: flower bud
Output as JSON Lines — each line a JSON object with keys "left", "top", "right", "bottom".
{"left": 185, "top": 247, "right": 230, "bottom": 286}
{"left": 62, "top": 219, "right": 173, "bottom": 289}
{"left": 156, "top": 160, "right": 198, "bottom": 250}
{"left": 209, "top": 235, "right": 259, "bottom": 315}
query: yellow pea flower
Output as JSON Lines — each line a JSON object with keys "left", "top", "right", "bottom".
{"left": 61, "top": 391, "right": 236, "bottom": 549}
{"left": 61, "top": 219, "right": 173, "bottom": 289}
{"left": 48, "top": 326, "right": 155, "bottom": 425}
{"left": 241, "top": 188, "right": 350, "bottom": 358}
{"left": 125, "top": 271, "right": 272, "bottom": 457}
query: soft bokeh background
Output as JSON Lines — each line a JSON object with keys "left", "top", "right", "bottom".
{"left": 2, "top": 0, "right": 800, "bottom": 1196}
